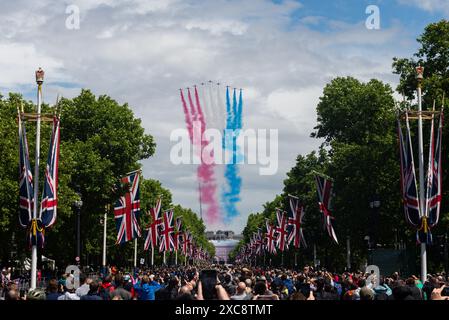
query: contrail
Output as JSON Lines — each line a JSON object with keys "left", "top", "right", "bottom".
{"left": 222, "top": 87, "right": 243, "bottom": 221}
{"left": 180, "top": 87, "right": 220, "bottom": 225}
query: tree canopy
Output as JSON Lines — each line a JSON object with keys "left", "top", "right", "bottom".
{"left": 0, "top": 89, "right": 213, "bottom": 268}
{"left": 234, "top": 19, "right": 449, "bottom": 271}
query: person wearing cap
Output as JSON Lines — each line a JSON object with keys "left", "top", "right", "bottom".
{"left": 111, "top": 274, "right": 132, "bottom": 300}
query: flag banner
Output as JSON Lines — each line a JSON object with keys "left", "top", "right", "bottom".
{"left": 418, "top": 110, "right": 444, "bottom": 244}
{"left": 275, "top": 209, "right": 289, "bottom": 252}
{"left": 28, "top": 219, "right": 45, "bottom": 249}
{"left": 425, "top": 110, "right": 443, "bottom": 227}
{"left": 173, "top": 217, "right": 183, "bottom": 251}
{"left": 39, "top": 116, "right": 60, "bottom": 228}
{"left": 159, "top": 209, "right": 175, "bottom": 252}
{"left": 182, "top": 231, "right": 191, "bottom": 256}
{"left": 255, "top": 229, "right": 264, "bottom": 256}
{"left": 18, "top": 113, "right": 34, "bottom": 228}
{"left": 398, "top": 114, "right": 421, "bottom": 227}
{"left": 114, "top": 171, "right": 142, "bottom": 245}
{"left": 144, "top": 197, "right": 163, "bottom": 251}
{"left": 288, "top": 194, "right": 307, "bottom": 249}
{"left": 315, "top": 174, "right": 338, "bottom": 244}
{"left": 265, "top": 219, "right": 277, "bottom": 255}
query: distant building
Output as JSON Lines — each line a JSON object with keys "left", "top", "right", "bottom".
{"left": 206, "top": 230, "right": 240, "bottom": 240}
{"left": 206, "top": 231, "right": 242, "bottom": 263}
{"left": 210, "top": 239, "right": 239, "bottom": 264}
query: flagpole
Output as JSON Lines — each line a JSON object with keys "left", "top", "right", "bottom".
{"left": 30, "top": 68, "right": 44, "bottom": 290}
{"left": 151, "top": 246, "right": 154, "bottom": 266}
{"left": 163, "top": 251, "right": 166, "bottom": 265}
{"left": 134, "top": 238, "right": 137, "bottom": 268}
{"left": 346, "top": 235, "right": 351, "bottom": 271}
{"left": 102, "top": 205, "right": 108, "bottom": 271}
{"left": 175, "top": 250, "right": 178, "bottom": 265}
{"left": 198, "top": 180, "right": 203, "bottom": 222}
{"left": 417, "top": 66, "right": 427, "bottom": 283}
{"left": 313, "top": 244, "right": 317, "bottom": 268}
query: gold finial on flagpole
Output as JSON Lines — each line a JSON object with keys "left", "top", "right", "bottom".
{"left": 35, "top": 67, "right": 44, "bottom": 85}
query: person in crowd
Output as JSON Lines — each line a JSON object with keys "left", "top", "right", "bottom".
{"left": 406, "top": 277, "right": 423, "bottom": 300}
{"left": 80, "top": 280, "right": 102, "bottom": 300}
{"left": 99, "top": 275, "right": 115, "bottom": 300}
{"left": 110, "top": 274, "right": 132, "bottom": 300}
{"left": 155, "top": 276, "right": 180, "bottom": 300}
{"left": 133, "top": 275, "right": 161, "bottom": 300}
{"left": 46, "top": 278, "right": 62, "bottom": 300}
{"left": 76, "top": 274, "right": 92, "bottom": 298}
{"left": 230, "top": 282, "right": 249, "bottom": 300}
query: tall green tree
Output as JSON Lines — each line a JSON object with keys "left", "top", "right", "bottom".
{"left": 393, "top": 19, "right": 449, "bottom": 271}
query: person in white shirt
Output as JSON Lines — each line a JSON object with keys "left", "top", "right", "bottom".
{"left": 76, "top": 274, "right": 92, "bottom": 297}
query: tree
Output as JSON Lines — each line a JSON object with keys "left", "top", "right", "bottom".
{"left": 393, "top": 19, "right": 449, "bottom": 271}
{"left": 236, "top": 77, "right": 402, "bottom": 271}
{"left": 393, "top": 20, "right": 449, "bottom": 102}
{"left": 1, "top": 88, "right": 214, "bottom": 268}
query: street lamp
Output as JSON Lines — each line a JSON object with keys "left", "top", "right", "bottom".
{"left": 369, "top": 196, "right": 381, "bottom": 249}
{"left": 74, "top": 195, "right": 83, "bottom": 265}
{"left": 364, "top": 235, "right": 371, "bottom": 265}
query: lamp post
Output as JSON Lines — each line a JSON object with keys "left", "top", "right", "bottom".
{"left": 74, "top": 195, "right": 83, "bottom": 265}
{"left": 369, "top": 196, "right": 381, "bottom": 249}
{"left": 364, "top": 235, "right": 371, "bottom": 266}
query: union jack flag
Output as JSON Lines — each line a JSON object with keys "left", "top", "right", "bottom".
{"left": 39, "top": 116, "right": 60, "bottom": 228}
{"left": 288, "top": 194, "right": 307, "bottom": 249}
{"left": 114, "top": 171, "right": 142, "bottom": 245}
{"left": 173, "top": 217, "right": 183, "bottom": 251}
{"left": 315, "top": 174, "right": 338, "bottom": 244}
{"left": 182, "top": 231, "right": 191, "bottom": 256}
{"left": 275, "top": 209, "right": 289, "bottom": 251}
{"left": 144, "top": 197, "right": 163, "bottom": 251}
{"left": 18, "top": 113, "right": 34, "bottom": 228}
{"left": 255, "top": 229, "right": 264, "bottom": 256}
{"left": 398, "top": 115, "right": 421, "bottom": 231}
{"left": 420, "top": 110, "right": 443, "bottom": 244}
{"left": 425, "top": 110, "right": 443, "bottom": 225}
{"left": 265, "top": 219, "right": 277, "bottom": 254}
{"left": 187, "top": 233, "right": 194, "bottom": 256}
{"left": 159, "top": 209, "right": 175, "bottom": 252}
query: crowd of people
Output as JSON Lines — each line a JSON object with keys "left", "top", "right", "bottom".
{"left": 2, "top": 265, "right": 449, "bottom": 301}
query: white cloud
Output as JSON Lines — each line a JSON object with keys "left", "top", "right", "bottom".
{"left": 397, "top": 0, "right": 449, "bottom": 16}
{"left": 1, "top": 0, "right": 417, "bottom": 233}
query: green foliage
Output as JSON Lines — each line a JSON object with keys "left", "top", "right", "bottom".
{"left": 0, "top": 89, "right": 213, "bottom": 268}
{"left": 235, "top": 76, "right": 407, "bottom": 270}
{"left": 393, "top": 20, "right": 449, "bottom": 101}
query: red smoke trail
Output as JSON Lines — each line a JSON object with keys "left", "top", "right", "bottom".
{"left": 182, "top": 88, "right": 220, "bottom": 225}
{"left": 180, "top": 90, "right": 193, "bottom": 141}
{"left": 194, "top": 86, "right": 219, "bottom": 224}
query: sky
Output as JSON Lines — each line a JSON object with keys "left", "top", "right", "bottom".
{"left": 1, "top": 0, "right": 447, "bottom": 233}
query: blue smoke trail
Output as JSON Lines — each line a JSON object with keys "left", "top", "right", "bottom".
{"left": 222, "top": 88, "right": 243, "bottom": 221}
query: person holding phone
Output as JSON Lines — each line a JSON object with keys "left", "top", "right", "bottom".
{"left": 196, "top": 269, "right": 229, "bottom": 300}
